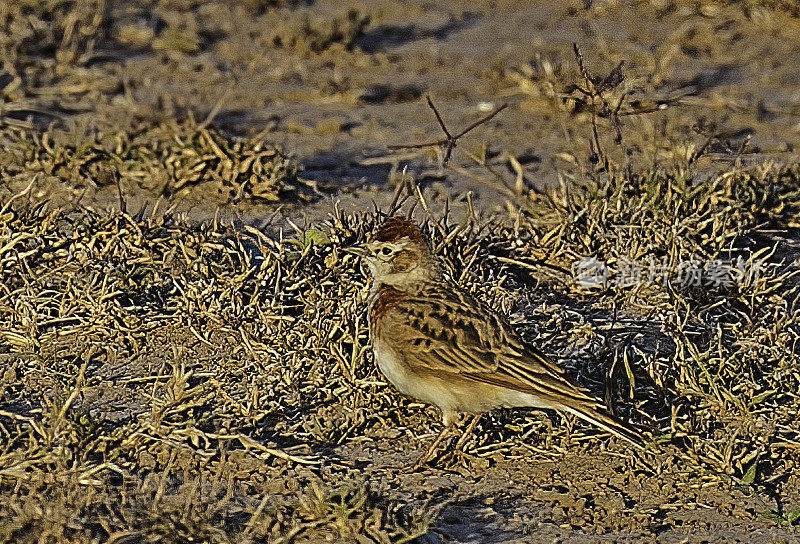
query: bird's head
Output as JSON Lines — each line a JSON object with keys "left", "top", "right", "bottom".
{"left": 357, "top": 217, "right": 441, "bottom": 291}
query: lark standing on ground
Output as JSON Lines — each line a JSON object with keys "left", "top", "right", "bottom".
{"left": 358, "top": 217, "right": 644, "bottom": 463}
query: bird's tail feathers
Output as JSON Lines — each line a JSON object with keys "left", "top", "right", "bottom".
{"left": 562, "top": 402, "right": 646, "bottom": 450}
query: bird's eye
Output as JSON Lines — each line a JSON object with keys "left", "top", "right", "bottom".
{"left": 380, "top": 246, "right": 393, "bottom": 256}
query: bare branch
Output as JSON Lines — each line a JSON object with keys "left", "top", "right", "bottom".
{"left": 387, "top": 96, "right": 508, "bottom": 167}
{"left": 427, "top": 95, "right": 452, "bottom": 139}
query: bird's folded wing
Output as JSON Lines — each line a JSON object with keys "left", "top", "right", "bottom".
{"left": 381, "top": 296, "right": 601, "bottom": 405}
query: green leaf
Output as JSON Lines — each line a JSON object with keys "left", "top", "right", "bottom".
{"left": 303, "top": 228, "right": 331, "bottom": 248}
{"left": 741, "top": 460, "right": 758, "bottom": 486}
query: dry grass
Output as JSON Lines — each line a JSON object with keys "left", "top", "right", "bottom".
{"left": 0, "top": 117, "right": 309, "bottom": 205}
{"left": 2, "top": 157, "right": 800, "bottom": 539}
{"left": 2, "top": 0, "right": 800, "bottom": 540}
{"left": 0, "top": 198, "right": 438, "bottom": 542}
{"left": 0, "top": 0, "right": 372, "bottom": 143}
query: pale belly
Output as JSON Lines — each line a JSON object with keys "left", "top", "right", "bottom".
{"left": 373, "top": 338, "right": 551, "bottom": 418}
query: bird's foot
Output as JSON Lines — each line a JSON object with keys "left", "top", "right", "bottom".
{"left": 409, "top": 426, "right": 451, "bottom": 471}
{"left": 409, "top": 414, "right": 485, "bottom": 471}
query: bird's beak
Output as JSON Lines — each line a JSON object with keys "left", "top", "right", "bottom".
{"left": 343, "top": 244, "right": 368, "bottom": 257}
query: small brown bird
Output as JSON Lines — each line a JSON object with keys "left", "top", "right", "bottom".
{"left": 359, "top": 217, "right": 644, "bottom": 462}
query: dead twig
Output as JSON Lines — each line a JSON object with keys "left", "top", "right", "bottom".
{"left": 388, "top": 96, "right": 507, "bottom": 167}
{"left": 571, "top": 43, "right": 627, "bottom": 170}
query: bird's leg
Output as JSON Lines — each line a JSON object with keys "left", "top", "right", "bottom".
{"left": 412, "top": 409, "right": 457, "bottom": 469}
{"left": 454, "top": 413, "right": 482, "bottom": 452}
{"left": 414, "top": 425, "right": 451, "bottom": 468}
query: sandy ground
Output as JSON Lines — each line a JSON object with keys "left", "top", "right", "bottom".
{"left": 2, "top": 0, "right": 800, "bottom": 542}
{"left": 7, "top": 0, "right": 800, "bottom": 221}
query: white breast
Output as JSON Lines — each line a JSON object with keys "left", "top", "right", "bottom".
{"left": 373, "top": 337, "right": 458, "bottom": 411}
{"left": 373, "top": 338, "right": 417, "bottom": 395}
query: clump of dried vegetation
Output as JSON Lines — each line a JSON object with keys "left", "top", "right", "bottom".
{"left": 0, "top": 193, "right": 442, "bottom": 542}
{"left": 2, "top": 155, "right": 800, "bottom": 539}
{"left": 0, "top": 118, "right": 308, "bottom": 204}
{"left": 2, "top": 0, "right": 800, "bottom": 540}
{"left": 0, "top": 0, "right": 347, "bottom": 208}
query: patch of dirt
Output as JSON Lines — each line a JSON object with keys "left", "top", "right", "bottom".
{"left": 4, "top": 0, "right": 800, "bottom": 220}
{"left": 2, "top": 0, "right": 800, "bottom": 542}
